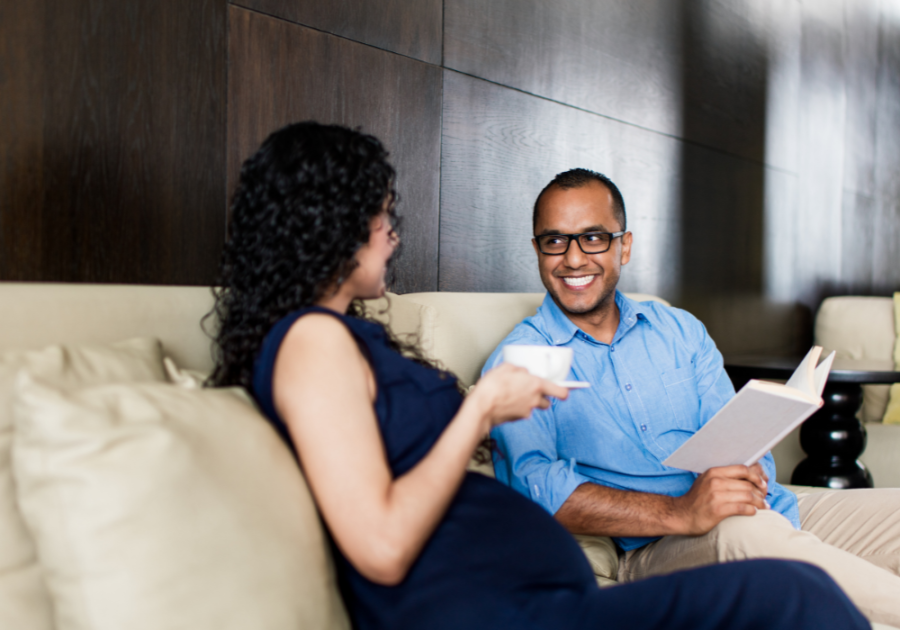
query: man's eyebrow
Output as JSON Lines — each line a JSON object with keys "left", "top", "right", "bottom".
{"left": 535, "top": 225, "right": 608, "bottom": 236}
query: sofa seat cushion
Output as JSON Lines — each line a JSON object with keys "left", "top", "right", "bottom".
{"left": 0, "top": 338, "right": 168, "bottom": 630}
{"left": 12, "top": 376, "right": 349, "bottom": 630}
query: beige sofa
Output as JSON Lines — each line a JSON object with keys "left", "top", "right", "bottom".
{"left": 0, "top": 283, "right": 897, "bottom": 630}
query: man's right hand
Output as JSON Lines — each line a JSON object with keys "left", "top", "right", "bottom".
{"left": 671, "top": 463, "right": 769, "bottom": 535}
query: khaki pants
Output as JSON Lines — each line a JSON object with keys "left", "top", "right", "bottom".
{"left": 618, "top": 489, "right": 900, "bottom": 626}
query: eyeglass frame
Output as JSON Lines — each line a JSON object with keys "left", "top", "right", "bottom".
{"left": 533, "top": 231, "right": 627, "bottom": 256}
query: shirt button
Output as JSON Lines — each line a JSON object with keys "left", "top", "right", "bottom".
{"left": 610, "top": 347, "right": 615, "bottom": 353}
{"left": 640, "top": 424, "right": 647, "bottom": 431}
{"left": 625, "top": 383, "right": 632, "bottom": 391}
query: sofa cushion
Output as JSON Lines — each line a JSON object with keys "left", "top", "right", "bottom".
{"left": 12, "top": 375, "right": 349, "bottom": 630}
{"left": 0, "top": 338, "right": 167, "bottom": 630}
{"left": 815, "top": 296, "right": 895, "bottom": 422}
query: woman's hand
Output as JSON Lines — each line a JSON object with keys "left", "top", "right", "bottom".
{"left": 467, "top": 363, "right": 569, "bottom": 429}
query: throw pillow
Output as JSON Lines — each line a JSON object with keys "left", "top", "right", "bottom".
{"left": 883, "top": 292, "right": 900, "bottom": 425}
{"left": 0, "top": 338, "right": 166, "bottom": 630}
{"left": 12, "top": 375, "right": 350, "bottom": 630}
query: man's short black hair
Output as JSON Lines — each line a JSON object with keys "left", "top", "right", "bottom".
{"left": 532, "top": 168, "right": 627, "bottom": 232}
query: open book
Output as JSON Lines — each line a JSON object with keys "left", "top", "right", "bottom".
{"left": 662, "top": 346, "right": 836, "bottom": 474}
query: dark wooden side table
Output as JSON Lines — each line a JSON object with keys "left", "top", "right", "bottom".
{"left": 723, "top": 356, "right": 900, "bottom": 489}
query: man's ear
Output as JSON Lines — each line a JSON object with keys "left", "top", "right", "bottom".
{"left": 620, "top": 231, "right": 633, "bottom": 266}
{"left": 531, "top": 238, "right": 540, "bottom": 258}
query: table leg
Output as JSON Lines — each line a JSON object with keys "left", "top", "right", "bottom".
{"left": 791, "top": 381, "right": 873, "bottom": 489}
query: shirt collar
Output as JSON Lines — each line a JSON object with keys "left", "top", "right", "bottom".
{"left": 537, "top": 290, "right": 653, "bottom": 346}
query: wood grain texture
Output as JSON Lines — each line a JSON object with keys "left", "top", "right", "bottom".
{"left": 444, "top": 0, "right": 683, "bottom": 141}
{"left": 228, "top": 6, "right": 442, "bottom": 293}
{"left": 0, "top": 0, "right": 46, "bottom": 280}
{"left": 0, "top": 0, "right": 227, "bottom": 284}
{"left": 446, "top": 0, "right": 790, "bottom": 167}
{"left": 230, "top": 0, "right": 442, "bottom": 64}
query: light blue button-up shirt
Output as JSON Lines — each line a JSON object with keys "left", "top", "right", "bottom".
{"left": 485, "top": 291, "right": 800, "bottom": 551}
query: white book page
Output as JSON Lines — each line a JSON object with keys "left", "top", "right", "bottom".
{"left": 813, "top": 351, "right": 836, "bottom": 397}
{"left": 663, "top": 383, "right": 821, "bottom": 474}
{"left": 784, "top": 346, "right": 822, "bottom": 396}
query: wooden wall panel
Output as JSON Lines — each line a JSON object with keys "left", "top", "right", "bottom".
{"left": 444, "top": 0, "right": 683, "bottom": 141}
{"left": 0, "top": 0, "right": 45, "bottom": 280}
{"left": 231, "top": 0, "right": 442, "bottom": 64}
{"left": 446, "top": 0, "right": 791, "bottom": 167}
{"left": 0, "top": 0, "right": 227, "bottom": 284}
{"left": 871, "top": 7, "right": 900, "bottom": 293}
{"left": 228, "top": 6, "right": 442, "bottom": 293}
{"left": 439, "top": 70, "right": 683, "bottom": 298}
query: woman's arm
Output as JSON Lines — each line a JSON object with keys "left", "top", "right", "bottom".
{"left": 273, "top": 313, "right": 565, "bottom": 585}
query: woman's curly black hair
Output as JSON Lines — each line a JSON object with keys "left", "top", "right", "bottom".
{"left": 207, "top": 121, "right": 404, "bottom": 390}
{"left": 207, "top": 121, "right": 493, "bottom": 461}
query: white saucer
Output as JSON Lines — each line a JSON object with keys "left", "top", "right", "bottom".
{"left": 556, "top": 381, "right": 591, "bottom": 389}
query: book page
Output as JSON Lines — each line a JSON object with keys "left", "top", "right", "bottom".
{"left": 813, "top": 351, "right": 836, "bottom": 397}
{"left": 784, "top": 346, "right": 822, "bottom": 396}
{"left": 663, "top": 383, "right": 821, "bottom": 474}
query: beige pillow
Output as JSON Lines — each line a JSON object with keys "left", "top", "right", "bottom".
{"left": 468, "top": 456, "right": 619, "bottom": 585}
{"left": 0, "top": 338, "right": 167, "bottom": 630}
{"left": 12, "top": 375, "right": 350, "bottom": 630}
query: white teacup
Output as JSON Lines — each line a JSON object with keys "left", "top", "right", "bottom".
{"left": 501, "top": 345, "right": 573, "bottom": 383}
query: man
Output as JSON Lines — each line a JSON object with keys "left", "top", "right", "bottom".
{"left": 485, "top": 168, "right": 900, "bottom": 625}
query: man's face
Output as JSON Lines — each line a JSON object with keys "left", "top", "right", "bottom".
{"left": 532, "top": 181, "right": 632, "bottom": 319}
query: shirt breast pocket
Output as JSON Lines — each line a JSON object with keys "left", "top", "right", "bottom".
{"left": 661, "top": 365, "right": 700, "bottom": 431}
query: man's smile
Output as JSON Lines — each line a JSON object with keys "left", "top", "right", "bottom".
{"left": 560, "top": 275, "right": 597, "bottom": 289}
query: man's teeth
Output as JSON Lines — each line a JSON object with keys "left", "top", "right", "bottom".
{"left": 562, "top": 275, "right": 595, "bottom": 287}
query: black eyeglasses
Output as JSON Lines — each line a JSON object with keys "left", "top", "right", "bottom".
{"left": 534, "top": 231, "right": 626, "bottom": 255}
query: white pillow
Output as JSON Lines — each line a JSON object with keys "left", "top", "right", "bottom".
{"left": 0, "top": 338, "right": 167, "bottom": 630}
{"left": 12, "top": 375, "right": 349, "bottom": 630}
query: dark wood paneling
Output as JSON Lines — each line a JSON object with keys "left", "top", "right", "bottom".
{"left": 0, "top": 0, "right": 227, "bottom": 284}
{"left": 0, "top": 0, "right": 45, "bottom": 279}
{"left": 445, "top": 0, "right": 790, "bottom": 167}
{"left": 231, "top": 0, "right": 441, "bottom": 64}
{"left": 792, "top": 0, "right": 847, "bottom": 305}
{"left": 228, "top": 6, "right": 442, "bottom": 293}
{"left": 439, "top": 70, "right": 683, "bottom": 298}
{"left": 841, "top": 0, "right": 881, "bottom": 197}
{"left": 444, "top": 0, "right": 683, "bottom": 143}
{"left": 872, "top": 5, "right": 900, "bottom": 295}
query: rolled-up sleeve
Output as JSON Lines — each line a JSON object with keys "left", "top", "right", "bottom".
{"left": 491, "top": 405, "right": 592, "bottom": 516}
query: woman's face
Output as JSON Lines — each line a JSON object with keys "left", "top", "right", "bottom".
{"left": 346, "top": 210, "right": 399, "bottom": 301}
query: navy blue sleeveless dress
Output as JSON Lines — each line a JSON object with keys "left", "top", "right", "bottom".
{"left": 253, "top": 307, "right": 866, "bottom": 630}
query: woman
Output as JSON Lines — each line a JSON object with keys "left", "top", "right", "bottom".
{"left": 209, "top": 121, "right": 866, "bottom": 630}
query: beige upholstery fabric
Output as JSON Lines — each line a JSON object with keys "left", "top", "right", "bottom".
{"left": 0, "top": 283, "right": 216, "bottom": 372}
{"left": 815, "top": 296, "right": 895, "bottom": 422}
{"left": 0, "top": 338, "right": 167, "bottom": 630}
{"left": 12, "top": 376, "right": 350, "bottom": 630}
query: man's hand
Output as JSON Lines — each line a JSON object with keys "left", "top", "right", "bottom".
{"left": 555, "top": 463, "right": 769, "bottom": 538}
{"left": 671, "top": 463, "right": 769, "bottom": 535}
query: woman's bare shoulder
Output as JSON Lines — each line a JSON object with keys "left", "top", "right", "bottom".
{"left": 276, "top": 312, "right": 365, "bottom": 374}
